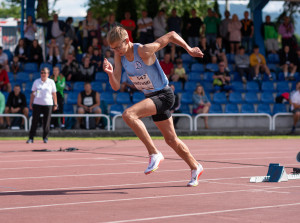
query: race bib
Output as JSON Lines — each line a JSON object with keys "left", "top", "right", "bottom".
{"left": 128, "top": 74, "right": 154, "bottom": 90}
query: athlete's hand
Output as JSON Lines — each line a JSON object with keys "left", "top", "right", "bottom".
{"left": 188, "top": 47, "right": 204, "bottom": 58}
{"left": 103, "top": 58, "right": 113, "bottom": 76}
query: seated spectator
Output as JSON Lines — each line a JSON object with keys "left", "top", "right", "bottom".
{"left": 120, "top": 71, "right": 137, "bottom": 94}
{"left": 172, "top": 58, "right": 187, "bottom": 88}
{"left": 121, "top": 11, "right": 136, "bottom": 43}
{"left": 61, "top": 52, "right": 80, "bottom": 81}
{"left": 159, "top": 52, "right": 174, "bottom": 80}
{"left": 76, "top": 82, "right": 102, "bottom": 129}
{"left": 79, "top": 56, "right": 96, "bottom": 82}
{"left": 10, "top": 56, "right": 22, "bottom": 74}
{"left": 169, "top": 84, "right": 181, "bottom": 128}
{"left": 4, "top": 84, "right": 28, "bottom": 129}
{"left": 249, "top": 45, "right": 272, "bottom": 80}
{"left": 279, "top": 45, "right": 297, "bottom": 80}
{"left": 91, "top": 47, "right": 103, "bottom": 72}
{"left": 0, "top": 64, "right": 11, "bottom": 92}
{"left": 82, "top": 45, "right": 94, "bottom": 62}
{"left": 47, "top": 38, "right": 62, "bottom": 64}
{"left": 28, "top": 40, "right": 43, "bottom": 66}
{"left": 197, "top": 36, "right": 211, "bottom": 64}
{"left": 228, "top": 14, "right": 242, "bottom": 54}
{"left": 261, "top": 15, "right": 279, "bottom": 54}
{"left": 213, "top": 61, "right": 232, "bottom": 93}
{"left": 101, "top": 37, "right": 111, "bottom": 57}
{"left": 62, "top": 37, "right": 75, "bottom": 61}
{"left": 14, "top": 39, "right": 28, "bottom": 63}
{"left": 193, "top": 85, "right": 211, "bottom": 129}
{"left": 235, "top": 46, "right": 252, "bottom": 83}
{"left": 0, "top": 46, "right": 9, "bottom": 72}
{"left": 24, "top": 15, "right": 37, "bottom": 47}
{"left": 290, "top": 81, "right": 300, "bottom": 134}
{"left": 50, "top": 66, "right": 65, "bottom": 129}
{"left": 0, "top": 91, "right": 5, "bottom": 127}
{"left": 104, "top": 49, "right": 114, "bottom": 67}
{"left": 91, "top": 37, "right": 101, "bottom": 50}
{"left": 210, "top": 36, "right": 229, "bottom": 70}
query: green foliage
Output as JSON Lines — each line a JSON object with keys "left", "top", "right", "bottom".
{"left": 146, "top": 0, "right": 159, "bottom": 18}
{"left": 115, "top": 0, "right": 137, "bottom": 22}
{"left": 87, "top": 0, "right": 119, "bottom": 19}
{"left": 0, "top": 2, "right": 21, "bottom": 18}
{"left": 213, "top": 0, "right": 221, "bottom": 19}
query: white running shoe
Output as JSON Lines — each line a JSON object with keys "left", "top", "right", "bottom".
{"left": 144, "top": 152, "right": 164, "bottom": 175}
{"left": 187, "top": 163, "right": 204, "bottom": 187}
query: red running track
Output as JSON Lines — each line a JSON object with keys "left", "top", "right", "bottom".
{"left": 0, "top": 139, "right": 300, "bottom": 223}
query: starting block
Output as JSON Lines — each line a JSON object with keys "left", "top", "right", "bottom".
{"left": 250, "top": 163, "right": 300, "bottom": 183}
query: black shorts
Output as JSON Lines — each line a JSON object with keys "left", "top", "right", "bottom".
{"left": 145, "top": 86, "right": 175, "bottom": 122}
{"left": 292, "top": 108, "right": 300, "bottom": 113}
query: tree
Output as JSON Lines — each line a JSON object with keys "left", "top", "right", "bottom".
{"left": 0, "top": 2, "right": 21, "bottom": 18}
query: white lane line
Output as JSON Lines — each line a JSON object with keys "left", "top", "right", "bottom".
{"left": 0, "top": 166, "right": 263, "bottom": 181}
{"left": 103, "top": 202, "right": 300, "bottom": 223}
{"left": 0, "top": 157, "right": 114, "bottom": 163}
{"left": 0, "top": 186, "right": 299, "bottom": 212}
{"left": 0, "top": 176, "right": 252, "bottom": 193}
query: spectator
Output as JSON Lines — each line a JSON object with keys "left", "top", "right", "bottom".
{"left": 76, "top": 82, "right": 102, "bottom": 129}
{"left": 138, "top": 10, "right": 154, "bottom": 44}
{"left": 76, "top": 21, "right": 84, "bottom": 52}
{"left": 61, "top": 52, "right": 80, "bottom": 81}
{"left": 79, "top": 56, "right": 96, "bottom": 82}
{"left": 167, "top": 8, "right": 182, "bottom": 35}
{"left": 203, "top": 8, "right": 220, "bottom": 47}
{"left": 104, "top": 49, "right": 114, "bottom": 67}
{"left": 186, "top": 8, "right": 204, "bottom": 48}
{"left": 197, "top": 36, "right": 211, "bottom": 64}
{"left": 62, "top": 37, "right": 75, "bottom": 60}
{"left": 4, "top": 85, "right": 28, "bottom": 129}
{"left": 172, "top": 58, "right": 187, "bottom": 87}
{"left": 0, "top": 91, "right": 5, "bottom": 127}
{"left": 210, "top": 36, "right": 229, "bottom": 70}
{"left": 192, "top": 85, "right": 211, "bottom": 129}
{"left": 240, "top": 11, "right": 254, "bottom": 53}
{"left": 28, "top": 39, "right": 43, "bottom": 66}
{"left": 50, "top": 66, "right": 65, "bottom": 129}
{"left": 91, "top": 37, "right": 101, "bottom": 50}
{"left": 228, "top": 14, "right": 242, "bottom": 54}
{"left": 261, "top": 15, "right": 279, "bottom": 54}
{"left": 10, "top": 56, "right": 22, "bottom": 74}
{"left": 212, "top": 61, "right": 232, "bottom": 93}
{"left": 47, "top": 38, "right": 62, "bottom": 63}
{"left": 279, "top": 45, "right": 297, "bottom": 80}
{"left": 27, "top": 67, "right": 57, "bottom": 144}
{"left": 82, "top": 45, "right": 94, "bottom": 62}
{"left": 82, "top": 10, "right": 98, "bottom": 52}
{"left": 101, "top": 37, "right": 111, "bottom": 58}
{"left": 14, "top": 39, "right": 28, "bottom": 63}
{"left": 65, "top": 17, "right": 77, "bottom": 45}
{"left": 159, "top": 52, "right": 174, "bottom": 80}
{"left": 250, "top": 45, "right": 272, "bottom": 80}
{"left": 121, "top": 11, "right": 136, "bottom": 43}
{"left": 0, "top": 64, "right": 11, "bottom": 92}
{"left": 278, "top": 16, "right": 294, "bottom": 49}
{"left": 102, "top": 13, "right": 120, "bottom": 38}
{"left": 219, "top": 10, "right": 231, "bottom": 53}
{"left": 153, "top": 9, "right": 167, "bottom": 60}
{"left": 235, "top": 46, "right": 252, "bottom": 83}
{"left": 290, "top": 81, "right": 300, "bottom": 134}
{"left": 0, "top": 46, "right": 9, "bottom": 72}
{"left": 91, "top": 47, "right": 103, "bottom": 72}
{"left": 24, "top": 15, "right": 37, "bottom": 47}
{"left": 37, "top": 14, "right": 66, "bottom": 55}
{"left": 296, "top": 48, "right": 300, "bottom": 73}
{"left": 169, "top": 84, "right": 181, "bottom": 128}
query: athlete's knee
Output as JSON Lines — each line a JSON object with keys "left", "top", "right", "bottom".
{"left": 122, "top": 108, "right": 137, "bottom": 122}
{"left": 164, "top": 136, "right": 179, "bottom": 147}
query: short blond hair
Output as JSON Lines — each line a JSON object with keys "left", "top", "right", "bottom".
{"left": 107, "top": 26, "right": 128, "bottom": 45}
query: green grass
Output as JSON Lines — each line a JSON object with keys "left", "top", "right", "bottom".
{"left": 0, "top": 135, "right": 300, "bottom": 141}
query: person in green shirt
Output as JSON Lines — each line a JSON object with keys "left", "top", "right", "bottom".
{"left": 203, "top": 8, "right": 221, "bottom": 47}
{"left": 50, "top": 66, "right": 66, "bottom": 129}
{"left": 261, "top": 15, "right": 279, "bottom": 54}
{"left": 0, "top": 91, "right": 5, "bottom": 127}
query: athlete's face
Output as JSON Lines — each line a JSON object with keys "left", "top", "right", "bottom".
{"left": 110, "top": 39, "right": 127, "bottom": 56}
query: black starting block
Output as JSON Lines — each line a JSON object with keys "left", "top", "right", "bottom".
{"left": 250, "top": 163, "right": 300, "bottom": 183}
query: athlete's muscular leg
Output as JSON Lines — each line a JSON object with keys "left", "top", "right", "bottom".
{"left": 122, "top": 98, "right": 159, "bottom": 155}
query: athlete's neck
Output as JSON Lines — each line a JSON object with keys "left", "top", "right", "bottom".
{"left": 124, "top": 42, "right": 134, "bottom": 62}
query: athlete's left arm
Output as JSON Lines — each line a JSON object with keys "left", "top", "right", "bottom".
{"left": 138, "top": 31, "right": 204, "bottom": 59}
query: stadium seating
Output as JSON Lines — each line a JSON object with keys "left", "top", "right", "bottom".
{"left": 276, "top": 81, "right": 290, "bottom": 92}
{"left": 231, "top": 81, "right": 245, "bottom": 92}
{"left": 273, "top": 103, "right": 287, "bottom": 114}
{"left": 202, "top": 81, "right": 214, "bottom": 93}
{"left": 203, "top": 72, "right": 214, "bottom": 81}
{"left": 225, "top": 103, "right": 239, "bottom": 113}
{"left": 100, "top": 92, "right": 115, "bottom": 104}
{"left": 191, "top": 63, "right": 205, "bottom": 73}
{"left": 260, "top": 92, "right": 274, "bottom": 104}
{"left": 213, "top": 92, "right": 227, "bottom": 104}
{"left": 63, "top": 104, "right": 75, "bottom": 114}
{"left": 206, "top": 63, "right": 218, "bottom": 72}
{"left": 169, "top": 81, "right": 183, "bottom": 93}
{"left": 244, "top": 92, "right": 259, "bottom": 104}
{"left": 23, "top": 63, "right": 38, "bottom": 73}
{"left": 184, "top": 81, "right": 197, "bottom": 92}
{"left": 188, "top": 72, "right": 202, "bottom": 82}
{"left": 73, "top": 82, "right": 85, "bottom": 92}
{"left": 180, "top": 104, "right": 192, "bottom": 114}
{"left": 116, "top": 92, "right": 131, "bottom": 104}
{"left": 66, "top": 92, "right": 78, "bottom": 104}
{"left": 267, "top": 53, "right": 280, "bottom": 64}
{"left": 229, "top": 92, "right": 243, "bottom": 104}
{"left": 181, "top": 53, "right": 194, "bottom": 64}
{"left": 91, "top": 82, "right": 103, "bottom": 92}
{"left": 209, "top": 104, "right": 223, "bottom": 113}
{"left": 95, "top": 72, "right": 109, "bottom": 82}
{"left": 132, "top": 92, "right": 145, "bottom": 103}
{"left": 109, "top": 104, "right": 124, "bottom": 117}
{"left": 181, "top": 92, "right": 193, "bottom": 104}
{"left": 16, "top": 72, "right": 30, "bottom": 83}
{"left": 261, "top": 82, "right": 275, "bottom": 92}
{"left": 257, "top": 103, "right": 272, "bottom": 115}
{"left": 40, "top": 62, "right": 53, "bottom": 73}
{"left": 241, "top": 103, "right": 255, "bottom": 113}
{"left": 246, "top": 81, "right": 260, "bottom": 92}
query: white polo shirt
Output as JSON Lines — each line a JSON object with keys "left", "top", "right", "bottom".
{"left": 291, "top": 90, "right": 300, "bottom": 110}
{"left": 31, "top": 78, "right": 57, "bottom": 106}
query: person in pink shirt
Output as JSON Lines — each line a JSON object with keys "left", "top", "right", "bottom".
{"left": 278, "top": 16, "right": 294, "bottom": 48}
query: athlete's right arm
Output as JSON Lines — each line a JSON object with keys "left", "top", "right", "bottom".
{"left": 103, "top": 55, "right": 122, "bottom": 91}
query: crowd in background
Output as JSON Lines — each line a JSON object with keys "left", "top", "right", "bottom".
{"left": 1, "top": 7, "right": 300, "bottom": 131}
